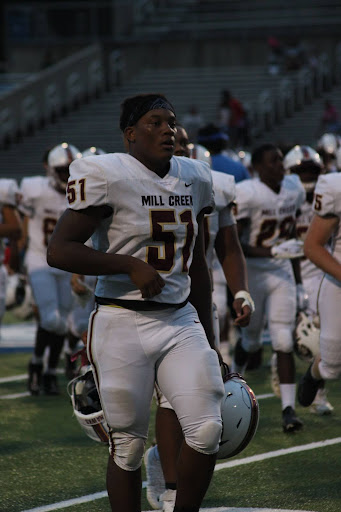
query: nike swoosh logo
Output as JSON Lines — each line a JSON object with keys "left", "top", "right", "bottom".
{"left": 194, "top": 320, "right": 201, "bottom": 323}
{"left": 185, "top": 183, "right": 193, "bottom": 187}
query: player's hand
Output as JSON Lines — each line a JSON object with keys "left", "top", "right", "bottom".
{"left": 233, "top": 298, "right": 252, "bottom": 327}
{"left": 296, "top": 284, "right": 309, "bottom": 311}
{"left": 271, "top": 239, "right": 304, "bottom": 259}
{"left": 129, "top": 260, "right": 165, "bottom": 299}
{"left": 71, "top": 274, "right": 88, "bottom": 295}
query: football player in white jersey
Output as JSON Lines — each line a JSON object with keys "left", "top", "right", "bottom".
{"left": 232, "top": 143, "right": 306, "bottom": 433}
{"left": 19, "top": 143, "right": 81, "bottom": 395}
{"left": 144, "top": 131, "right": 254, "bottom": 511}
{"left": 298, "top": 173, "right": 341, "bottom": 407}
{"left": 47, "top": 94, "right": 225, "bottom": 512}
{"left": 283, "top": 145, "right": 334, "bottom": 415}
{"left": 0, "top": 179, "right": 22, "bottom": 335}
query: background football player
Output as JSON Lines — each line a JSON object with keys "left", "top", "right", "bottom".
{"left": 19, "top": 142, "right": 81, "bottom": 395}
{"left": 232, "top": 143, "right": 306, "bottom": 433}
{"left": 144, "top": 131, "right": 254, "bottom": 511}
{"left": 283, "top": 144, "right": 333, "bottom": 415}
{"left": 0, "top": 178, "right": 22, "bottom": 336}
{"left": 298, "top": 173, "right": 341, "bottom": 408}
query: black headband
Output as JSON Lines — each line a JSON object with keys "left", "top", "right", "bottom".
{"left": 125, "top": 97, "right": 176, "bottom": 129}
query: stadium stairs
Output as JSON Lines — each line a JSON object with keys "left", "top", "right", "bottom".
{"left": 0, "top": 64, "right": 326, "bottom": 182}
{"left": 0, "top": 65, "right": 273, "bottom": 178}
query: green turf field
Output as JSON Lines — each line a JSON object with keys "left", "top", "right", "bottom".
{"left": 1, "top": 346, "right": 340, "bottom": 512}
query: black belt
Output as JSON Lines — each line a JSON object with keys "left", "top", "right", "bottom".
{"left": 95, "top": 296, "right": 189, "bottom": 311}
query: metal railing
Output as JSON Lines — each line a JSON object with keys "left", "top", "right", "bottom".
{"left": 0, "top": 44, "right": 105, "bottom": 148}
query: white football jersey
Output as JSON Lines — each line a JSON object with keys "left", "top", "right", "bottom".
{"left": 19, "top": 176, "right": 68, "bottom": 272}
{"left": 296, "top": 200, "right": 324, "bottom": 282}
{"left": 0, "top": 179, "right": 19, "bottom": 262}
{"left": 235, "top": 174, "right": 306, "bottom": 270}
{"left": 313, "top": 173, "right": 341, "bottom": 283}
{"left": 205, "top": 171, "right": 236, "bottom": 270}
{"left": 67, "top": 153, "right": 214, "bottom": 304}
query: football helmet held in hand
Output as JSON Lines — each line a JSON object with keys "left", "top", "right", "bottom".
{"left": 68, "top": 369, "right": 109, "bottom": 444}
{"left": 294, "top": 311, "right": 320, "bottom": 362}
{"left": 218, "top": 365, "right": 259, "bottom": 459}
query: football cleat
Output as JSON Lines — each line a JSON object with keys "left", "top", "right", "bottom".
{"left": 27, "top": 362, "right": 43, "bottom": 396}
{"left": 43, "top": 373, "right": 60, "bottom": 395}
{"left": 298, "top": 364, "right": 324, "bottom": 407}
{"left": 310, "top": 387, "right": 334, "bottom": 416}
{"left": 160, "top": 489, "right": 176, "bottom": 512}
{"left": 144, "top": 445, "right": 165, "bottom": 510}
{"left": 282, "top": 406, "right": 303, "bottom": 433}
{"left": 217, "top": 367, "right": 259, "bottom": 459}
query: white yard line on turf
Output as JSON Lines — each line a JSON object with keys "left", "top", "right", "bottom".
{"left": 0, "top": 374, "right": 278, "bottom": 401}
{"left": 21, "top": 438, "right": 341, "bottom": 512}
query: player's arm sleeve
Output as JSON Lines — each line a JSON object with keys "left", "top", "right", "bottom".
{"left": 0, "top": 179, "right": 19, "bottom": 207}
{"left": 18, "top": 178, "right": 39, "bottom": 217}
{"left": 219, "top": 176, "right": 236, "bottom": 228}
{"left": 199, "top": 162, "right": 215, "bottom": 214}
{"left": 67, "top": 158, "right": 108, "bottom": 210}
{"left": 313, "top": 175, "right": 336, "bottom": 217}
{"left": 235, "top": 181, "right": 253, "bottom": 221}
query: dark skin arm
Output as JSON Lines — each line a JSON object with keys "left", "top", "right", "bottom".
{"left": 47, "top": 206, "right": 165, "bottom": 299}
{"left": 214, "top": 223, "right": 252, "bottom": 327}
{"left": 236, "top": 218, "right": 272, "bottom": 258}
{"left": 189, "top": 211, "right": 219, "bottom": 356}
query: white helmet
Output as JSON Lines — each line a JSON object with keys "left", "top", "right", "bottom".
{"left": 217, "top": 368, "right": 259, "bottom": 459}
{"left": 294, "top": 311, "right": 320, "bottom": 362}
{"left": 238, "top": 150, "right": 252, "bottom": 169}
{"left": 335, "top": 146, "right": 341, "bottom": 171}
{"left": 283, "top": 145, "right": 322, "bottom": 171}
{"left": 82, "top": 146, "right": 106, "bottom": 157}
{"left": 69, "top": 369, "right": 109, "bottom": 444}
{"left": 5, "top": 274, "right": 34, "bottom": 320}
{"left": 188, "top": 143, "right": 211, "bottom": 165}
{"left": 316, "top": 133, "right": 341, "bottom": 156}
{"left": 283, "top": 145, "right": 322, "bottom": 193}
{"left": 223, "top": 149, "right": 240, "bottom": 162}
{"left": 47, "top": 143, "right": 81, "bottom": 191}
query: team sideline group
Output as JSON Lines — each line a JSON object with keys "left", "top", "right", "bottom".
{"left": 0, "top": 93, "right": 340, "bottom": 512}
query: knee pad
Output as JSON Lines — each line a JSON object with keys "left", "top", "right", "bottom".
{"left": 184, "top": 420, "right": 222, "bottom": 455}
{"left": 109, "top": 431, "right": 145, "bottom": 471}
{"left": 41, "top": 311, "right": 67, "bottom": 336}
{"left": 318, "top": 360, "right": 341, "bottom": 380}
{"left": 241, "top": 334, "right": 261, "bottom": 354}
{"left": 271, "top": 327, "right": 293, "bottom": 353}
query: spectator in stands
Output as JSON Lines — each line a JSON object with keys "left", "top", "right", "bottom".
{"left": 197, "top": 123, "right": 251, "bottom": 183}
{"left": 217, "top": 90, "right": 249, "bottom": 147}
{"left": 320, "top": 99, "right": 341, "bottom": 135}
{"left": 284, "top": 38, "right": 305, "bottom": 72}
{"left": 181, "top": 105, "right": 204, "bottom": 142}
{"left": 267, "top": 36, "right": 283, "bottom": 75}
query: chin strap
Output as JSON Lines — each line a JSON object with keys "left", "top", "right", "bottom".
{"left": 234, "top": 290, "right": 255, "bottom": 313}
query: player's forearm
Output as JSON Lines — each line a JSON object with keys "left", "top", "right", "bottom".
{"left": 221, "top": 250, "right": 249, "bottom": 296}
{"left": 304, "top": 243, "right": 341, "bottom": 282}
{"left": 47, "top": 241, "right": 136, "bottom": 277}
{"left": 241, "top": 244, "right": 272, "bottom": 258}
{"left": 189, "top": 260, "right": 215, "bottom": 348}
